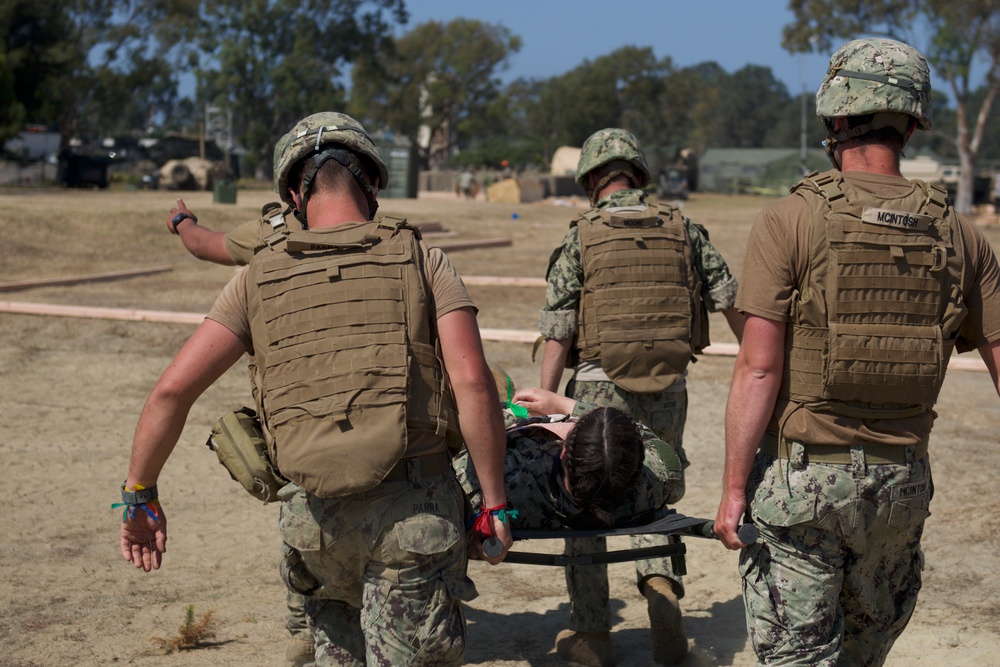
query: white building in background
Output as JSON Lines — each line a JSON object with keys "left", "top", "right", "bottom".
{"left": 3, "top": 127, "right": 60, "bottom": 161}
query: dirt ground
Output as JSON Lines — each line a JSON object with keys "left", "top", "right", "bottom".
{"left": 0, "top": 186, "right": 998, "bottom": 667}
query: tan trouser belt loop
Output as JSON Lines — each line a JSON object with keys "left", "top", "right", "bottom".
{"left": 406, "top": 457, "right": 420, "bottom": 483}
{"left": 850, "top": 445, "right": 866, "bottom": 479}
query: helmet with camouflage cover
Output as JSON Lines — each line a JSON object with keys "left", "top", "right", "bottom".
{"left": 273, "top": 112, "right": 389, "bottom": 220}
{"left": 575, "top": 128, "right": 651, "bottom": 191}
{"left": 816, "top": 38, "right": 932, "bottom": 131}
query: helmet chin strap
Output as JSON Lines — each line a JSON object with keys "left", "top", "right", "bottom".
{"left": 297, "top": 147, "right": 379, "bottom": 224}
{"left": 823, "top": 133, "right": 841, "bottom": 170}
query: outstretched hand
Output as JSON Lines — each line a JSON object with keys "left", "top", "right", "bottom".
{"left": 510, "top": 387, "right": 576, "bottom": 416}
{"left": 166, "top": 198, "right": 196, "bottom": 233}
{"left": 120, "top": 503, "right": 168, "bottom": 572}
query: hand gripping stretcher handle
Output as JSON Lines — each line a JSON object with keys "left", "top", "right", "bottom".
{"left": 482, "top": 536, "right": 505, "bottom": 558}
{"left": 698, "top": 520, "right": 759, "bottom": 544}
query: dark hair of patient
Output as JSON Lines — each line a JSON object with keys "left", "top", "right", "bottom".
{"left": 562, "top": 407, "right": 645, "bottom": 528}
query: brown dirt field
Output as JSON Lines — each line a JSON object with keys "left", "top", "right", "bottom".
{"left": 0, "top": 187, "right": 997, "bottom": 666}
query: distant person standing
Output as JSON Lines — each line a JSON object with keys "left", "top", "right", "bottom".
{"left": 457, "top": 167, "right": 475, "bottom": 200}
{"left": 714, "top": 38, "right": 1000, "bottom": 666}
{"left": 538, "top": 127, "right": 744, "bottom": 666}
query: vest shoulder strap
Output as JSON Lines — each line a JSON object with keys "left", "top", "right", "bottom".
{"left": 378, "top": 213, "right": 422, "bottom": 240}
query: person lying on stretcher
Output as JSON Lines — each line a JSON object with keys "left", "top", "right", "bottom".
{"left": 453, "top": 387, "right": 684, "bottom": 532}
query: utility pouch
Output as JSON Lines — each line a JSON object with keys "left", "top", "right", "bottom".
{"left": 206, "top": 407, "right": 285, "bottom": 503}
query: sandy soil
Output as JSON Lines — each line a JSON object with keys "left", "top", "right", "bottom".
{"left": 0, "top": 187, "right": 997, "bottom": 666}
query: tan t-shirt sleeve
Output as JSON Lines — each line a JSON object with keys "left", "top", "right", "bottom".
{"left": 206, "top": 267, "right": 253, "bottom": 352}
{"left": 954, "top": 217, "right": 1000, "bottom": 352}
{"left": 734, "top": 195, "right": 812, "bottom": 322}
{"left": 223, "top": 220, "right": 262, "bottom": 266}
{"left": 422, "top": 245, "right": 477, "bottom": 317}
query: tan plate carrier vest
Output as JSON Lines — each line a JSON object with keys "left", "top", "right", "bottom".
{"left": 246, "top": 216, "right": 458, "bottom": 498}
{"left": 785, "top": 170, "right": 967, "bottom": 419}
{"left": 575, "top": 203, "right": 705, "bottom": 394}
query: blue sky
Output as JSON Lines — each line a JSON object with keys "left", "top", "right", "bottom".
{"left": 401, "top": 1, "right": 834, "bottom": 98}
{"left": 399, "top": 1, "right": 976, "bottom": 104}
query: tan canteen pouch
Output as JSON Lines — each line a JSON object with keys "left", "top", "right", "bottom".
{"left": 206, "top": 407, "right": 285, "bottom": 503}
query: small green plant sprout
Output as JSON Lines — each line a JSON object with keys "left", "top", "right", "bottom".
{"left": 152, "top": 604, "right": 217, "bottom": 653}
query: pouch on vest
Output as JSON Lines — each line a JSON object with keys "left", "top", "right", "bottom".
{"left": 206, "top": 407, "right": 286, "bottom": 503}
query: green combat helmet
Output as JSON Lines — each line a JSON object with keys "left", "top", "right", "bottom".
{"left": 272, "top": 112, "right": 389, "bottom": 221}
{"left": 575, "top": 128, "right": 651, "bottom": 204}
{"left": 816, "top": 38, "right": 932, "bottom": 165}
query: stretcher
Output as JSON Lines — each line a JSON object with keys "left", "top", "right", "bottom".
{"left": 494, "top": 510, "right": 758, "bottom": 575}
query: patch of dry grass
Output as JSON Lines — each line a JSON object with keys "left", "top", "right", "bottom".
{"left": 152, "top": 605, "right": 217, "bottom": 653}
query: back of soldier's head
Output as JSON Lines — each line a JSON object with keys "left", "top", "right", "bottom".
{"left": 273, "top": 112, "right": 388, "bottom": 221}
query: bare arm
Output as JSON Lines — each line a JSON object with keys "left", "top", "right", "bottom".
{"left": 980, "top": 338, "right": 1000, "bottom": 397}
{"left": 167, "top": 198, "right": 236, "bottom": 266}
{"left": 120, "top": 319, "right": 247, "bottom": 571}
{"left": 436, "top": 306, "right": 511, "bottom": 563}
{"left": 722, "top": 307, "right": 745, "bottom": 344}
{"left": 511, "top": 387, "right": 576, "bottom": 416}
{"left": 540, "top": 337, "right": 572, "bottom": 392}
{"left": 714, "top": 314, "right": 785, "bottom": 549}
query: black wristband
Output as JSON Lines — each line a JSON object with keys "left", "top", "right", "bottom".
{"left": 121, "top": 482, "right": 158, "bottom": 505}
{"left": 170, "top": 212, "right": 197, "bottom": 234}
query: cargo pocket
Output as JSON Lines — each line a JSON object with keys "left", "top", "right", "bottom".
{"left": 279, "top": 496, "right": 323, "bottom": 552}
{"left": 751, "top": 479, "right": 818, "bottom": 529}
{"left": 394, "top": 512, "right": 463, "bottom": 557}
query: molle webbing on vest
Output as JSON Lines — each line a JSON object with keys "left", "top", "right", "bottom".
{"left": 576, "top": 204, "right": 701, "bottom": 393}
{"left": 248, "top": 219, "right": 456, "bottom": 498}
{"left": 785, "top": 171, "right": 959, "bottom": 419}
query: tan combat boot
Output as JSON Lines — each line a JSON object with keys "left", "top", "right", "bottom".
{"left": 644, "top": 576, "right": 688, "bottom": 664}
{"left": 285, "top": 636, "right": 314, "bottom": 667}
{"left": 554, "top": 629, "right": 618, "bottom": 667}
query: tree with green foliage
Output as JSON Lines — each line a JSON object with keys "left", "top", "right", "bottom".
{"left": 783, "top": 0, "right": 1000, "bottom": 213}
{"left": 1, "top": 0, "right": 188, "bottom": 149}
{"left": 189, "top": 0, "right": 406, "bottom": 179}
{"left": 349, "top": 18, "right": 521, "bottom": 169}
{"left": 0, "top": 0, "right": 75, "bottom": 144}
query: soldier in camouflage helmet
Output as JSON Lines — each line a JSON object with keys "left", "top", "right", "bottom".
{"left": 161, "top": 114, "right": 391, "bottom": 666}
{"left": 539, "top": 127, "right": 744, "bottom": 666}
{"left": 119, "top": 111, "right": 514, "bottom": 667}
{"left": 714, "top": 38, "right": 1000, "bottom": 666}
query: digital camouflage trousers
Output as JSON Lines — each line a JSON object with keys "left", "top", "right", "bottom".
{"left": 741, "top": 442, "right": 932, "bottom": 666}
{"left": 278, "top": 471, "right": 477, "bottom": 667}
